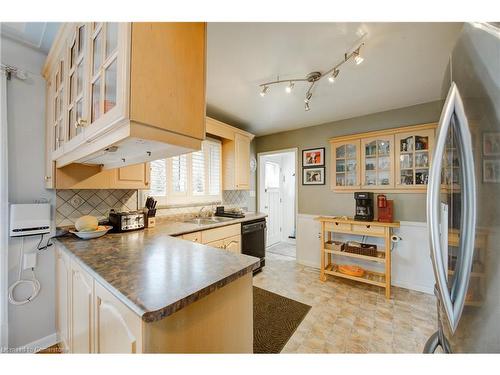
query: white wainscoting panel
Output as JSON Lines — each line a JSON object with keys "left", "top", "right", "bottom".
{"left": 296, "top": 215, "right": 435, "bottom": 294}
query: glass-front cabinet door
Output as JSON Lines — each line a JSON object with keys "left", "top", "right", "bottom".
{"left": 51, "top": 50, "right": 67, "bottom": 157}
{"left": 65, "top": 23, "right": 89, "bottom": 151}
{"left": 361, "top": 136, "right": 394, "bottom": 188}
{"left": 87, "top": 22, "right": 124, "bottom": 139}
{"left": 395, "top": 128, "right": 435, "bottom": 189}
{"left": 332, "top": 140, "right": 360, "bottom": 189}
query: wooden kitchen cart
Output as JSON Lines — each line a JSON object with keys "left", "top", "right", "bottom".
{"left": 316, "top": 217, "right": 400, "bottom": 299}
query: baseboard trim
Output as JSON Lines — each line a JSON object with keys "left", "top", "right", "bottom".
{"left": 16, "top": 332, "right": 58, "bottom": 353}
{"left": 296, "top": 260, "right": 320, "bottom": 269}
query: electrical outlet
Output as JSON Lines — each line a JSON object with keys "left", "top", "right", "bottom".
{"left": 23, "top": 252, "right": 37, "bottom": 270}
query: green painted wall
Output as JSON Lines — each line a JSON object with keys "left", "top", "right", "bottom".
{"left": 255, "top": 100, "right": 444, "bottom": 222}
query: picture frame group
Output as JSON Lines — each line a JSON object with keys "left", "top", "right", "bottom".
{"left": 302, "top": 147, "right": 325, "bottom": 185}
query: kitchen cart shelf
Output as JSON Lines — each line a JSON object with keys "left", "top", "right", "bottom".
{"left": 324, "top": 264, "right": 386, "bottom": 288}
{"left": 316, "top": 216, "right": 399, "bottom": 299}
{"left": 324, "top": 248, "right": 386, "bottom": 263}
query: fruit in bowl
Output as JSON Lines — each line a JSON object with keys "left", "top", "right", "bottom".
{"left": 70, "top": 222, "right": 113, "bottom": 240}
{"left": 75, "top": 215, "right": 99, "bottom": 232}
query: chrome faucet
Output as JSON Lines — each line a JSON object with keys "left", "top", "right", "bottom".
{"left": 197, "top": 206, "right": 206, "bottom": 218}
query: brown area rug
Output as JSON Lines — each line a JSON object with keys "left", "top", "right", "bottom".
{"left": 253, "top": 286, "right": 311, "bottom": 353}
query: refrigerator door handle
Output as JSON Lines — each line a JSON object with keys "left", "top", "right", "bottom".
{"left": 427, "top": 82, "right": 477, "bottom": 334}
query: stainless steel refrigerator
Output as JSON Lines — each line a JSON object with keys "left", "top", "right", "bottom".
{"left": 424, "top": 22, "right": 500, "bottom": 353}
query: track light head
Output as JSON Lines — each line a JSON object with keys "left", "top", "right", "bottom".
{"left": 260, "top": 85, "right": 269, "bottom": 97}
{"left": 328, "top": 68, "right": 340, "bottom": 83}
{"left": 354, "top": 49, "right": 364, "bottom": 65}
{"left": 304, "top": 102, "right": 310, "bottom": 111}
{"left": 285, "top": 81, "right": 295, "bottom": 94}
{"left": 304, "top": 92, "right": 312, "bottom": 103}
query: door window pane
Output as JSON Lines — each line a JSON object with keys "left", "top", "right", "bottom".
{"left": 106, "top": 23, "right": 119, "bottom": 58}
{"left": 92, "top": 30, "right": 102, "bottom": 75}
{"left": 336, "top": 174, "right": 345, "bottom": 186}
{"left": 76, "top": 100, "right": 83, "bottom": 135}
{"left": 415, "top": 151, "right": 429, "bottom": 168}
{"left": 91, "top": 78, "right": 101, "bottom": 122}
{"left": 400, "top": 170, "right": 414, "bottom": 185}
{"left": 365, "top": 141, "right": 377, "bottom": 156}
{"left": 336, "top": 160, "right": 345, "bottom": 173}
{"left": 104, "top": 59, "right": 117, "bottom": 113}
{"left": 265, "top": 162, "right": 280, "bottom": 189}
{"left": 415, "top": 136, "right": 429, "bottom": 151}
{"left": 346, "top": 144, "right": 356, "bottom": 158}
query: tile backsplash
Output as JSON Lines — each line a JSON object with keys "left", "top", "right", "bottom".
{"left": 56, "top": 188, "right": 250, "bottom": 226}
{"left": 56, "top": 189, "right": 138, "bottom": 226}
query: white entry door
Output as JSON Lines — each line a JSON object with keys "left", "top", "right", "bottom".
{"left": 263, "top": 161, "right": 281, "bottom": 246}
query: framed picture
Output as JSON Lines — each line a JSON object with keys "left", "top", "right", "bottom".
{"left": 483, "top": 160, "right": 500, "bottom": 183}
{"left": 303, "top": 167, "right": 325, "bottom": 185}
{"left": 302, "top": 148, "right": 325, "bottom": 167}
{"left": 483, "top": 132, "right": 500, "bottom": 156}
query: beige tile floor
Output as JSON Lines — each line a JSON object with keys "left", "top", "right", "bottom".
{"left": 253, "top": 248, "right": 438, "bottom": 353}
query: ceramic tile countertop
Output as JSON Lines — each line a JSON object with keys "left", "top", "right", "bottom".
{"left": 54, "top": 213, "right": 266, "bottom": 323}
{"left": 155, "top": 212, "right": 267, "bottom": 236}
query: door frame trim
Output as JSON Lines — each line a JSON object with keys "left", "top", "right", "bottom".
{"left": 257, "top": 148, "right": 299, "bottom": 244}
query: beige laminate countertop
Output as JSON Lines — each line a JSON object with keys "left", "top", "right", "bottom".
{"left": 54, "top": 213, "right": 266, "bottom": 323}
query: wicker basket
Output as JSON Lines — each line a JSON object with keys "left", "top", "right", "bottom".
{"left": 324, "top": 241, "right": 345, "bottom": 251}
{"left": 343, "top": 243, "right": 378, "bottom": 257}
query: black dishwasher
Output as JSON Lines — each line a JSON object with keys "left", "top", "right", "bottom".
{"left": 241, "top": 218, "right": 266, "bottom": 274}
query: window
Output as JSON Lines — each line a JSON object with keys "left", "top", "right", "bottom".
{"left": 265, "top": 161, "right": 280, "bottom": 189}
{"left": 147, "top": 140, "right": 222, "bottom": 205}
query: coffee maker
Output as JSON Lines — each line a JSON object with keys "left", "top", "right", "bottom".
{"left": 354, "top": 192, "right": 374, "bottom": 221}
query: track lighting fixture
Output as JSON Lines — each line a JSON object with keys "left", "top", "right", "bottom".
{"left": 260, "top": 85, "right": 269, "bottom": 97}
{"left": 258, "top": 40, "right": 366, "bottom": 111}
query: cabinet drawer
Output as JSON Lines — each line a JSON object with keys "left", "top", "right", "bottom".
{"left": 223, "top": 235, "right": 241, "bottom": 254}
{"left": 205, "top": 239, "right": 226, "bottom": 250}
{"left": 201, "top": 224, "right": 241, "bottom": 244}
{"left": 324, "top": 222, "right": 351, "bottom": 232}
{"left": 352, "top": 224, "right": 385, "bottom": 235}
{"left": 182, "top": 231, "right": 201, "bottom": 243}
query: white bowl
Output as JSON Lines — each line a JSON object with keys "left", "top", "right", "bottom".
{"left": 69, "top": 225, "right": 113, "bottom": 240}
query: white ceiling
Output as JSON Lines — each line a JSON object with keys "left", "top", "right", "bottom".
{"left": 1, "top": 22, "right": 60, "bottom": 54}
{"left": 206, "top": 22, "right": 463, "bottom": 136}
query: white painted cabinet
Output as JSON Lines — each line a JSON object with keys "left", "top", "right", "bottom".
{"left": 70, "top": 260, "right": 94, "bottom": 353}
{"left": 55, "top": 246, "right": 71, "bottom": 352}
{"left": 94, "top": 281, "right": 142, "bottom": 354}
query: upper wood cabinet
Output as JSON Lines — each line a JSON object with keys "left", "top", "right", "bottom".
{"left": 329, "top": 123, "right": 437, "bottom": 192}
{"left": 331, "top": 140, "right": 361, "bottom": 190}
{"left": 43, "top": 22, "right": 206, "bottom": 172}
{"left": 53, "top": 162, "right": 150, "bottom": 190}
{"left": 360, "top": 135, "right": 395, "bottom": 189}
{"left": 395, "top": 128, "right": 435, "bottom": 189}
{"left": 206, "top": 117, "right": 254, "bottom": 191}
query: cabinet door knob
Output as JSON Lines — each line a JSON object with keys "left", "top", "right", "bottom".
{"left": 44, "top": 176, "right": 51, "bottom": 181}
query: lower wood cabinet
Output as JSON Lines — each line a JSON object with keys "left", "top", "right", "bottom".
{"left": 178, "top": 223, "right": 242, "bottom": 253}
{"left": 55, "top": 241, "right": 252, "bottom": 353}
{"left": 55, "top": 248, "right": 71, "bottom": 352}
{"left": 94, "top": 281, "right": 142, "bottom": 354}
{"left": 70, "top": 261, "right": 93, "bottom": 353}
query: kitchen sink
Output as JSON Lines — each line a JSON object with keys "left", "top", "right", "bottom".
{"left": 183, "top": 216, "right": 234, "bottom": 225}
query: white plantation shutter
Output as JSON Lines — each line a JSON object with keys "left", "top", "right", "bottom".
{"left": 207, "top": 141, "right": 221, "bottom": 196}
{"left": 171, "top": 154, "right": 187, "bottom": 193}
{"left": 149, "top": 159, "right": 167, "bottom": 196}
{"left": 191, "top": 147, "right": 205, "bottom": 195}
{"left": 145, "top": 140, "right": 222, "bottom": 204}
